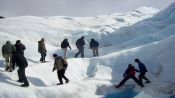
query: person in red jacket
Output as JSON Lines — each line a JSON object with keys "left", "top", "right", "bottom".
{"left": 115, "top": 64, "right": 144, "bottom": 88}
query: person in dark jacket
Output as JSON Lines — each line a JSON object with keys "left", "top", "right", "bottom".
{"left": 61, "top": 38, "right": 71, "bottom": 59}
{"left": 52, "top": 54, "right": 69, "bottom": 85}
{"left": 135, "top": 59, "right": 150, "bottom": 84}
{"left": 75, "top": 36, "right": 85, "bottom": 58}
{"left": 15, "top": 40, "right": 26, "bottom": 55}
{"left": 115, "top": 64, "right": 144, "bottom": 88}
{"left": 12, "top": 51, "right": 29, "bottom": 87}
{"left": 1, "top": 41, "right": 16, "bottom": 72}
{"left": 90, "top": 39, "right": 99, "bottom": 57}
{"left": 38, "top": 38, "right": 47, "bottom": 63}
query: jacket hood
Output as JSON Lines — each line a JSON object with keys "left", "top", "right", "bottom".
{"left": 6, "top": 41, "right": 11, "bottom": 45}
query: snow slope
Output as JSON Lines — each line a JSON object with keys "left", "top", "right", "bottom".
{"left": 0, "top": 2, "right": 175, "bottom": 98}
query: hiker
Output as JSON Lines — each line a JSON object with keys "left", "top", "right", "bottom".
{"left": 38, "top": 38, "right": 47, "bottom": 63}
{"left": 75, "top": 36, "right": 85, "bottom": 58}
{"left": 15, "top": 40, "right": 26, "bottom": 55}
{"left": 90, "top": 38, "right": 99, "bottom": 57}
{"left": 11, "top": 51, "right": 29, "bottom": 87}
{"left": 1, "top": 41, "right": 16, "bottom": 72}
{"left": 61, "top": 38, "right": 71, "bottom": 59}
{"left": 52, "top": 54, "right": 69, "bottom": 85}
{"left": 135, "top": 59, "right": 151, "bottom": 84}
{"left": 115, "top": 64, "right": 144, "bottom": 88}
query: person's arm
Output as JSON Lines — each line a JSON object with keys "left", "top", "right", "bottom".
{"left": 52, "top": 67, "right": 55, "bottom": 72}
{"left": 69, "top": 46, "right": 71, "bottom": 50}
{"left": 123, "top": 69, "right": 128, "bottom": 77}
{"left": 97, "top": 41, "right": 99, "bottom": 47}
{"left": 52, "top": 60, "right": 56, "bottom": 72}
{"left": 67, "top": 42, "right": 71, "bottom": 50}
{"left": 82, "top": 39, "right": 85, "bottom": 46}
{"left": 21, "top": 44, "right": 26, "bottom": 50}
{"left": 135, "top": 68, "right": 140, "bottom": 72}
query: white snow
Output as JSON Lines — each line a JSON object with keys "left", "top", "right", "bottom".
{"left": 0, "top": 2, "right": 175, "bottom": 98}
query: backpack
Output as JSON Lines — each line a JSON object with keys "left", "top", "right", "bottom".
{"left": 61, "top": 57, "right": 68, "bottom": 67}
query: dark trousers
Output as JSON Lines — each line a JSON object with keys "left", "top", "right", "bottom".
{"left": 75, "top": 47, "right": 84, "bottom": 58}
{"left": 139, "top": 72, "right": 150, "bottom": 84}
{"left": 40, "top": 52, "right": 46, "bottom": 62}
{"left": 57, "top": 69, "right": 69, "bottom": 84}
{"left": 117, "top": 75, "right": 144, "bottom": 88}
{"left": 18, "top": 67, "right": 29, "bottom": 85}
{"left": 92, "top": 47, "right": 99, "bottom": 57}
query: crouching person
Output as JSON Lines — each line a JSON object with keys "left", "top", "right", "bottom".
{"left": 12, "top": 51, "right": 29, "bottom": 87}
{"left": 52, "top": 54, "right": 69, "bottom": 85}
{"left": 115, "top": 64, "right": 144, "bottom": 88}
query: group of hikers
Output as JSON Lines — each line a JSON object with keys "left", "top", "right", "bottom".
{"left": 1, "top": 37, "right": 150, "bottom": 88}
{"left": 1, "top": 36, "right": 99, "bottom": 87}
{"left": 1, "top": 40, "right": 29, "bottom": 87}
{"left": 38, "top": 36, "right": 99, "bottom": 62}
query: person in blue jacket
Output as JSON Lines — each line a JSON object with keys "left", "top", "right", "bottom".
{"left": 75, "top": 36, "right": 85, "bottom": 58}
{"left": 135, "top": 59, "right": 151, "bottom": 84}
{"left": 90, "top": 39, "right": 99, "bottom": 57}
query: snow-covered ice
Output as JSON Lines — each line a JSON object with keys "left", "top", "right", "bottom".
{"left": 0, "top": 2, "right": 175, "bottom": 98}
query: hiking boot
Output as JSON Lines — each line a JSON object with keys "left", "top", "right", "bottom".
{"left": 65, "top": 79, "right": 69, "bottom": 83}
{"left": 21, "top": 84, "right": 29, "bottom": 87}
{"left": 114, "top": 85, "right": 120, "bottom": 88}
{"left": 57, "top": 83, "right": 63, "bottom": 85}
{"left": 145, "top": 80, "right": 151, "bottom": 84}
{"left": 5, "top": 67, "right": 9, "bottom": 71}
{"left": 17, "top": 80, "right": 24, "bottom": 83}
{"left": 140, "top": 84, "right": 144, "bottom": 88}
{"left": 9, "top": 70, "right": 13, "bottom": 72}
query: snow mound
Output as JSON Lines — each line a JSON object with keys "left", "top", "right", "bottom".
{"left": 0, "top": 2, "right": 175, "bottom": 98}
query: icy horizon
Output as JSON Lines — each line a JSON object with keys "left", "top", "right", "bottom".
{"left": 0, "top": 0, "right": 174, "bottom": 17}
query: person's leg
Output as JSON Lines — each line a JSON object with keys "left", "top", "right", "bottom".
{"left": 141, "top": 72, "right": 150, "bottom": 83}
{"left": 75, "top": 47, "right": 81, "bottom": 57}
{"left": 80, "top": 47, "right": 84, "bottom": 58}
{"left": 63, "top": 48, "right": 68, "bottom": 59}
{"left": 116, "top": 76, "right": 130, "bottom": 88}
{"left": 17, "top": 68, "right": 23, "bottom": 82}
{"left": 57, "top": 70, "right": 63, "bottom": 84}
{"left": 43, "top": 52, "right": 46, "bottom": 62}
{"left": 20, "top": 67, "right": 29, "bottom": 86}
{"left": 139, "top": 73, "right": 144, "bottom": 84}
{"left": 92, "top": 48, "right": 96, "bottom": 56}
{"left": 40, "top": 53, "right": 43, "bottom": 62}
{"left": 4, "top": 54, "right": 10, "bottom": 71}
{"left": 61, "top": 69, "right": 69, "bottom": 83}
{"left": 9, "top": 54, "right": 13, "bottom": 71}
{"left": 131, "top": 76, "right": 144, "bottom": 87}
{"left": 95, "top": 47, "right": 99, "bottom": 56}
